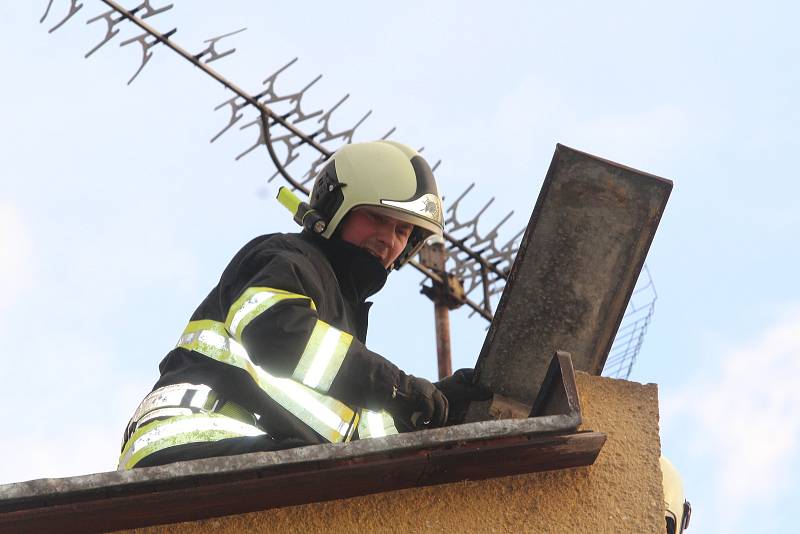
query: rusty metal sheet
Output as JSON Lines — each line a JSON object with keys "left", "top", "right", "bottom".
{"left": 466, "top": 144, "right": 672, "bottom": 422}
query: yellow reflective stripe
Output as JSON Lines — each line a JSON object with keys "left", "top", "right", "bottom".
{"left": 177, "top": 320, "right": 357, "bottom": 443}
{"left": 292, "top": 321, "right": 352, "bottom": 392}
{"left": 225, "top": 286, "right": 317, "bottom": 341}
{"left": 177, "top": 319, "right": 229, "bottom": 354}
{"left": 268, "top": 376, "right": 355, "bottom": 441}
{"left": 357, "top": 409, "right": 399, "bottom": 439}
{"left": 119, "top": 413, "right": 265, "bottom": 470}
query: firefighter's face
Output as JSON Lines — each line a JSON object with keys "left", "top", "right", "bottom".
{"left": 339, "top": 207, "right": 414, "bottom": 268}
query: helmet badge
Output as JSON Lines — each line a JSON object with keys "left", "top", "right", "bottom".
{"left": 382, "top": 193, "right": 443, "bottom": 224}
{"left": 423, "top": 197, "right": 441, "bottom": 221}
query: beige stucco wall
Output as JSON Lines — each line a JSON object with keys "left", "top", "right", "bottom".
{"left": 126, "top": 373, "right": 664, "bottom": 534}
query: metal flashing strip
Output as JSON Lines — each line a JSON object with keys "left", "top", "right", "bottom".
{"left": 0, "top": 356, "right": 603, "bottom": 534}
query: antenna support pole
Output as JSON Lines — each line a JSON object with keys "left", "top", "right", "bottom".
{"left": 419, "top": 239, "right": 465, "bottom": 380}
{"left": 433, "top": 303, "right": 452, "bottom": 380}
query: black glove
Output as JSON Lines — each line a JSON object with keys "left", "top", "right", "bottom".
{"left": 385, "top": 373, "right": 449, "bottom": 432}
{"left": 434, "top": 368, "right": 493, "bottom": 425}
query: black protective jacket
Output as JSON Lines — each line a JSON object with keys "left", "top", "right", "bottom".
{"left": 154, "top": 231, "right": 405, "bottom": 446}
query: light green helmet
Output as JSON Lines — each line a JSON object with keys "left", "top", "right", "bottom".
{"left": 309, "top": 140, "right": 445, "bottom": 268}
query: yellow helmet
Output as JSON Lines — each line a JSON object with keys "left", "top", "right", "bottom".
{"left": 309, "top": 140, "right": 444, "bottom": 268}
{"left": 661, "top": 456, "right": 691, "bottom": 533}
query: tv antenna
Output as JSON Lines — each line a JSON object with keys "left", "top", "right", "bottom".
{"left": 41, "top": 0, "right": 656, "bottom": 380}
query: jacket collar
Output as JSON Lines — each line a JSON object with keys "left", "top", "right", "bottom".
{"left": 301, "top": 232, "right": 388, "bottom": 303}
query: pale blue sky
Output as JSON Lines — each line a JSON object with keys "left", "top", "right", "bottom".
{"left": 2, "top": 2, "right": 799, "bottom": 532}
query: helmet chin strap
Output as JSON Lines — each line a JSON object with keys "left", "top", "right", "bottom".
{"left": 391, "top": 227, "right": 425, "bottom": 270}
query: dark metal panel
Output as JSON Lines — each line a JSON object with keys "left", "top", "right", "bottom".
{"left": 467, "top": 144, "right": 672, "bottom": 421}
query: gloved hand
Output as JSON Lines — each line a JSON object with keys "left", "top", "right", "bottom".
{"left": 435, "top": 368, "right": 493, "bottom": 425}
{"left": 385, "top": 373, "right": 449, "bottom": 432}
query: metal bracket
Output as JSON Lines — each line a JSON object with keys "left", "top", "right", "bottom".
{"left": 530, "top": 350, "right": 581, "bottom": 418}
{"left": 475, "top": 351, "right": 581, "bottom": 423}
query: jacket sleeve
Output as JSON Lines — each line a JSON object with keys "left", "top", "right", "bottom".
{"left": 220, "top": 249, "right": 402, "bottom": 412}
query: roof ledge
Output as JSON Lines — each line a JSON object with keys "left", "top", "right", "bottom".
{"left": 0, "top": 354, "right": 605, "bottom": 533}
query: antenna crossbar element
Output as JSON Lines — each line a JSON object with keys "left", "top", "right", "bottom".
{"left": 119, "top": 27, "right": 176, "bottom": 85}
{"left": 41, "top": 0, "right": 84, "bottom": 33}
{"left": 255, "top": 58, "right": 324, "bottom": 125}
{"left": 193, "top": 27, "right": 247, "bottom": 65}
{"left": 84, "top": 1, "right": 173, "bottom": 59}
{"left": 211, "top": 96, "right": 248, "bottom": 143}
{"left": 85, "top": 8, "right": 124, "bottom": 57}
{"left": 131, "top": 0, "right": 173, "bottom": 19}
{"left": 441, "top": 182, "right": 522, "bottom": 317}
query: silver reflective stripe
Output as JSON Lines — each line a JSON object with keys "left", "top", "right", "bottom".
{"left": 119, "top": 413, "right": 265, "bottom": 470}
{"left": 292, "top": 321, "right": 352, "bottom": 392}
{"left": 189, "top": 387, "right": 212, "bottom": 410}
{"left": 357, "top": 409, "right": 399, "bottom": 439}
{"left": 225, "top": 287, "right": 315, "bottom": 341}
{"left": 131, "top": 383, "right": 212, "bottom": 424}
{"left": 178, "top": 320, "right": 357, "bottom": 443}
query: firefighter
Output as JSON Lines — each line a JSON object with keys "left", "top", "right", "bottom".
{"left": 119, "top": 140, "right": 488, "bottom": 469}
